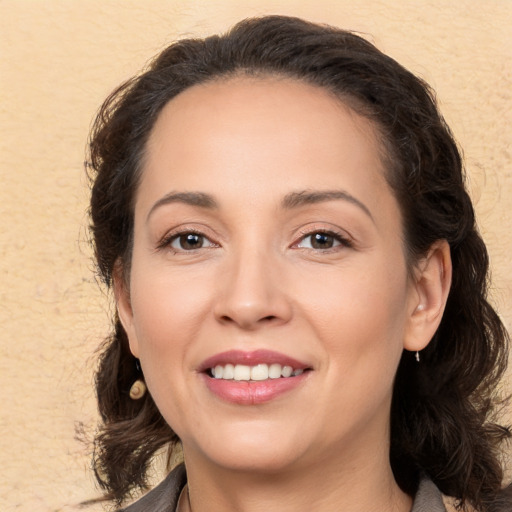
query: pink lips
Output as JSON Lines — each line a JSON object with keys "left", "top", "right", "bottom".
{"left": 199, "top": 350, "right": 311, "bottom": 405}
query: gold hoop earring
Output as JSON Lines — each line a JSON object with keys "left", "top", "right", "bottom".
{"left": 129, "top": 379, "right": 147, "bottom": 400}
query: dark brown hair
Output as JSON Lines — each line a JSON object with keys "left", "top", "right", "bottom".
{"left": 87, "top": 15, "right": 510, "bottom": 510}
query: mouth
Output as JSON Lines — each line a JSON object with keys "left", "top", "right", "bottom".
{"left": 199, "top": 349, "right": 312, "bottom": 379}
{"left": 199, "top": 350, "right": 312, "bottom": 404}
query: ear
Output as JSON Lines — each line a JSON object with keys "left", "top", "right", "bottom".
{"left": 404, "top": 240, "right": 452, "bottom": 353}
{"left": 113, "top": 260, "right": 140, "bottom": 358}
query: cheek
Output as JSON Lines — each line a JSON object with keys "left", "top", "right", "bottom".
{"left": 299, "top": 259, "right": 409, "bottom": 369}
{"left": 128, "top": 265, "right": 214, "bottom": 392}
{"left": 131, "top": 260, "right": 212, "bottom": 337}
{"left": 126, "top": 274, "right": 208, "bottom": 434}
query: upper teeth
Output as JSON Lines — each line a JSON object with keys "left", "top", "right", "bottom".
{"left": 211, "top": 363, "right": 304, "bottom": 381}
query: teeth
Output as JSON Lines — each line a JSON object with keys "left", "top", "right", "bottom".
{"left": 268, "top": 363, "right": 282, "bottom": 379}
{"left": 281, "top": 365, "right": 293, "bottom": 378}
{"left": 223, "top": 364, "right": 234, "bottom": 379}
{"left": 251, "top": 364, "right": 268, "bottom": 381}
{"left": 210, "top": 363, "right": 305, "bottom": 381}
{"left": 233, "top": 365, "right": 251, "bottom": 381}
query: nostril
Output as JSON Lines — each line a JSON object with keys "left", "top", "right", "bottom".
{"left": 218, "top": 314, "right": 277, "bottom": 324}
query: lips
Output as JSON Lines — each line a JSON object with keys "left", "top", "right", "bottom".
{"left": 198, "top": 350, "right": 312, "bottom": 405}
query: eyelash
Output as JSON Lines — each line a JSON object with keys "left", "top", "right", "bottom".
{"left": 157, "top": 228, "right": 353, "bottom": 253}
{"left": 157, "top": 228, "right": 217, "bottom": 253}
{"left": 293, "top": 229, "right": 353, "bottom": 251}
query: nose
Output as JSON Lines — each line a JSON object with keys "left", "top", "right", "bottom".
{"left": 213, "top": 248, "right": 293, "bottom": 330}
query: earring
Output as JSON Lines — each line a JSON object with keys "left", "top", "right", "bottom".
{"left": 129, "top": 379, "right": 147, "bottom": 399}
{"left": 130, "top": 358, "right": 146, "bottom": 399}
{"left": 415, "top": 351, "right": 420, "bottom": 363}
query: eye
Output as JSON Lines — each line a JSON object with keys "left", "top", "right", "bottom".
{"left": 296, "top": 231, "right": 349, "bottom": 250}
{"left": 167, "top": 232, "right": 216, "bottom": 251}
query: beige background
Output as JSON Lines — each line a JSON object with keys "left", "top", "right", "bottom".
{"left": 1, "top": 1, "right": 511, "bottom": 511}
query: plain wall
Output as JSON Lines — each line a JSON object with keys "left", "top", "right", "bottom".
{"left": 1, "top": 1, "right": 510, "bottom": 510}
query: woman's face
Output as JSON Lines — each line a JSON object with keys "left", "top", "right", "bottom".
{"left": 118, "top": 77, "right": 423, "bottom": 474}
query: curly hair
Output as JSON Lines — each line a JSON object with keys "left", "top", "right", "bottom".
{"left": 87, "top": 15, "right": 510, "bottom": 510}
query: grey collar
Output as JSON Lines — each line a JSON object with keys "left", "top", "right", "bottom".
{"left": 412, "top": 477, "right": 447, "bottom": 512}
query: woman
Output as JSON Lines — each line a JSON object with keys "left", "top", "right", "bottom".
{"left": 87, "top": 15, "right": 510, "bottom": 512}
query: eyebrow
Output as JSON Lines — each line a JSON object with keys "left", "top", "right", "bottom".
{"left": 146, "top": 189, "right": 374, "bottom": 223}
{"left": 146, "top": 191, "right": 218, "bottom": 222}
{"left": 282, "top": 190, "right": 374, "bottom": 222}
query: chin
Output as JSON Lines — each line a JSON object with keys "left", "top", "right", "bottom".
{"left": 183, "top": 423, "right": 312, "bottom": 474}
{"left": 205, "top": 448, "right": 304, "bottom": 475}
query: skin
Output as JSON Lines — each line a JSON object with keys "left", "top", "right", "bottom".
{"left": 117, "top": 76, "right": 451, "bottom": 512}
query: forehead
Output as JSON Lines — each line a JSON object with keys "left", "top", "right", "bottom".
{"left": 147, "top": 75, "right": 381, "bottom": 155}
{"left": 139, "top": 76, "right": 394, "bottom": 216}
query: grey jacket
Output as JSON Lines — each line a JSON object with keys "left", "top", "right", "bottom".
{"left": 121, "top": 464, "right": 447, "bottom": 512}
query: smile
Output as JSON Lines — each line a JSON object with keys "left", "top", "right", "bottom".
{"left": 200, "top": 350, "right": 312, "bottom": 404}
{"left": 209, "top": 363, "right": 305, "bottom": 381}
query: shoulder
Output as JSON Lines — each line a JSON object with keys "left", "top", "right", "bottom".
{"left": 412, "top": 479, "right": 512, "bottom": 512}
{"left": 411, "top": 477, "right": 447, "bottom": 512}
{"left": 119, "top": 464, "right": 187, "bottom": 512}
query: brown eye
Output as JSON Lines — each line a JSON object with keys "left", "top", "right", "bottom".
{"left": 171, "top": 233, "right": 207, "bottom": 250}
{"left": 296, "top": 231, "right": 347, "bottom": 250}
{"left": 310, "top": 233, "right": 335, "bottom": 249}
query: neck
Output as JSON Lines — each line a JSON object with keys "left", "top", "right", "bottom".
{"left": 181, "top": 440, "right": 412, "bottom": 512}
